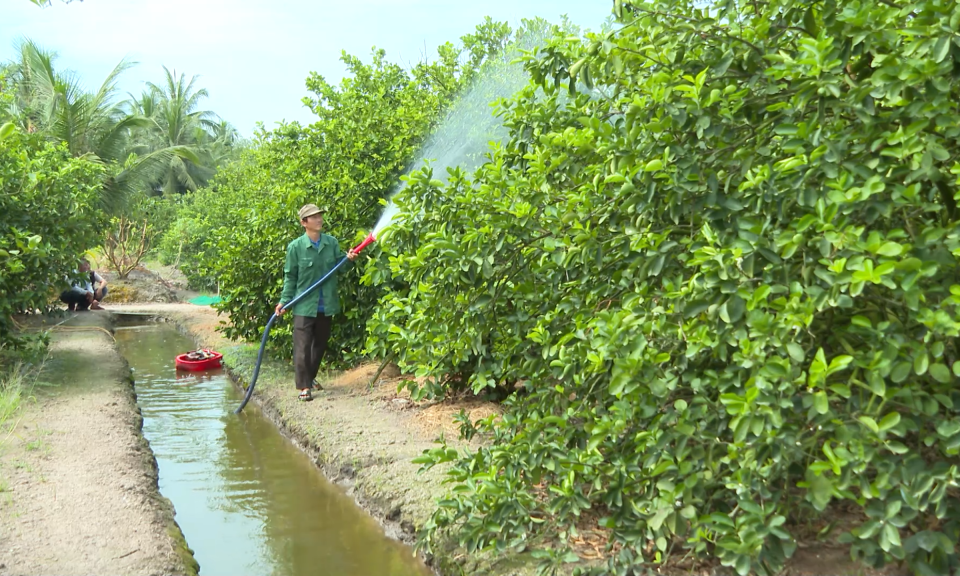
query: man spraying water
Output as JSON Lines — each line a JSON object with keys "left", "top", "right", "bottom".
{"left": 235, "top": 202, "right": 381, "bottom": 413}
{"left": 275, "top": 203, "right": 359, "bottom": 402}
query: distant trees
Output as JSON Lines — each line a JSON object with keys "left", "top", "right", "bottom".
{"left": 0, "top": 38, "right": 237, "bottom": 339}
{"left": 2, "top": 40, "right": 238, "bottom": 208}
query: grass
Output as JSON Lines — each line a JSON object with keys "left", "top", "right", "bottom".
{"left": 0, "top": 362, "right": 28, "bottom": 434}
{"left": 0, "top": 332, "right": 50, "bottom": 444}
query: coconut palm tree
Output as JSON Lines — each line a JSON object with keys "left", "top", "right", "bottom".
{"left": 3, "top": 40, "right": 201, "bottom": 209}
{"left": 129, "top": 66, "right": 238, "bottom": 195}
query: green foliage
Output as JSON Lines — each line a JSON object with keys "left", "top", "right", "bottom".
{"left": 160, "top": 21, "right": 516, "bottom": 361}
{"left": 101, "top": 193, "right": 173, "bottom": 279}
{"left": 126, "top": 66, "right": 240, "bottom": 196}
{"left": 3, "top": 40, "right": 236, "bottom": 213}
{"left": 155, "top": 201, "right": 216, "bottom": 290}
{"left": 0, "top": 129, "right": 104, "bottom": 343}
{"left": 137, "top": 192, "right": 181, "bottom": 242}
{"left": 367, "top": 1, "right": 960, "bottom": 574}
{"left": 213, "top": 45, "right": 457, "bottom": 360}
{"left": 0, "top": 332, "right": 47, "bottom": 433}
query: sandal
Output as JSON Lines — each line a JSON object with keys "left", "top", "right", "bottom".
{"left": 312, "top": 379, "right": 324, "bottom": 391}
{"left": 298, "top": 389, "right": 313, "bottom": 402}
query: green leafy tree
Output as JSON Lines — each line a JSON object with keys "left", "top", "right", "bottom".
{"left": 162, "top": 20, "right": 515, "bottom": 361}
{"left": 3, "top": 40, "right": 203, "bottom": 209}
{"left": 0, "top": 128, "right": 104, "bottom": 344}
{"left": 366, "top": 1, "right": 960, "bottom": 575}
{"left": 126, "top": 66, "right": 239, "bottom": 195}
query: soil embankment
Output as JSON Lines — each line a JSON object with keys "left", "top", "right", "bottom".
{"left": 113, "top": 302, "right": 526, "bottom": 576}
{"left": 0, "top": 312, "right": 195, "bottom": 576}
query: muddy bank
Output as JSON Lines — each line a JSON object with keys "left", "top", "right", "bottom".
{"left": 0, "top": 312, "right": 196, "bottom": 576}
{"left": 113, "top": 303, "right": 535, "bottom": 576}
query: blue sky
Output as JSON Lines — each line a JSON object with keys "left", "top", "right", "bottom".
{"left": 1, "top": 0, "right": 612, "bottom": 136}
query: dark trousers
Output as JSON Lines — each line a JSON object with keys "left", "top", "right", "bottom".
{"left": 293, "top": 314, "right": 332, "bottom": 390}
{"left": 60, "top": 288, "right": 91, "bottom": 311}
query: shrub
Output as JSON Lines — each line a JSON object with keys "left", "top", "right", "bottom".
{"left": 0, "top": 129, "right": 104, "bottom": 345}
{"left": 161, "top": 21, "right": 517, "bottom": 361}
{"left": 366, "top": 1, "right": 960, "bottom": 574}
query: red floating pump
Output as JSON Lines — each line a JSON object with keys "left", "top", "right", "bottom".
{"left": 176, "top": 349, "right": 223, "bottom": 371}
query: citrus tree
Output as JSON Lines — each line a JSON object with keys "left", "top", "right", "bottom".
{"left": 0, "top": 128, "right": 104, "bottom": 344}
{"left": 365, "top": 1, "right": 960, "bottom": 574}
{"left": 163, "top": 21, "right": 516, "bottom": 361}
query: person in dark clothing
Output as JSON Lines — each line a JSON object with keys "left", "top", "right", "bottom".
{"left": 274, "top": 204, "right": 358, "bottom": 401}
{"left": 60, "top": 259, "right": 106, "bottom": 311}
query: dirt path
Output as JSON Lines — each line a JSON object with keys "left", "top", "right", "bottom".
{"left": 0, "top": 313, "right": 195, "bottom": 576}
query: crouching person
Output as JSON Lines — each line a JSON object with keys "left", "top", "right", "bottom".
{"left": 60, "top": 259, "right": 106, "bottom": 311}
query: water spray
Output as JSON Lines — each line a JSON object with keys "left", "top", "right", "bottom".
{"left": 234, "top": 230, "right": 379, "bottom": 414}
{"left": 233, "top": 25, "right": 542, "bottom": 414}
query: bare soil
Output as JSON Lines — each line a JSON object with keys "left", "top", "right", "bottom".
{"left": 94, "top": 264, "right": 186, "bottom": 305}
{"left": 0, "top": 312, "right": 194, "bottom": 576}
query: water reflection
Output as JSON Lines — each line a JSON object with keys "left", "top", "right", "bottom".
{"left": 115, "top": 326, "right": 428, "bottom": 576}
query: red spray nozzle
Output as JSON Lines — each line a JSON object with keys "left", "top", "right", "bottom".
{"left": 352, "top": 232, "right": 376, "bottom": 254}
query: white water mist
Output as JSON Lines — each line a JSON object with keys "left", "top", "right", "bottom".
{"left": 371, "top": 25, "right": 551, "bottom": 237}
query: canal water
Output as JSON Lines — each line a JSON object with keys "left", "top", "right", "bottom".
{"left": 114, "top": 322, "right": 430, "bottom": 576}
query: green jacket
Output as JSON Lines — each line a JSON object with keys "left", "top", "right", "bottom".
{"left": 280, "top": 233, "right": 347, "bottom": 317}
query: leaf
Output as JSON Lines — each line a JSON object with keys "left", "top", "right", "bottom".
{"left": 568, "top": 57, "right": 587, "bottom": 79}
{"left": 0, "top": 122, "right": 14, "bottom": 140}
{"left": 730, "top": 554, "right": 749, "bottom": 576}
{"left": 813, "top": 391, "right": 829, "bottom": 415}
{"left": 891, "top": 362, "right": 912, "bottom": 383}
{"left": 878, "top": 412, "right": 900, "bottom": 431}
{"left": 876, "top": 242, "right": 902, "bottom": 257}
{"left": 648, "top": 507, "right": 671, "bottom": 531}
{"left": 933, "top": 36, "right": 951, "bottom": 63}
{"left": 804, "top": 467, "right": 834, "bottom": 511}
{"left": 758, "top": 247, "right": 781, "bottom": 264}
{"left": 827, "top": 355, "right": 853, "bottom": 374}
{"left": 709, "top": 49, "right": 733, "bottom": 75}
{"left": 786, "top": 342, "right": 805, "bottom": 362}
{"left": 858, "top": 416, "right": 880, "bottom": 434}
{"left": 683, "top": 300, "right": 710, "bottom": 318}
{"left": 644, "top": 159, "right": 664, "bottom": 172}
{"left": 580, "top": 64, "right": 594, "bottom": 90}
{"left": 802, "top": 5, "right": 820, "bottom": 37}
{"left": 935, "top": 420, "right": 960, "bottom": 438}
{"left": 649, "top": 253, "right": 666, "bottom": 276}
{"left": 914, "top": 351, "right": 929, "bottom": 376}
{"left": 880, "top": 523, "right": 902, "bottom": 552}
{"left": 929, "top": 363, "right": 952, "bottom": 383}
{"left": 725, "top": 296, "right": 745, "bottom": 323}
{"left": 914, "top": 530, "right": 941, "bottom": 553}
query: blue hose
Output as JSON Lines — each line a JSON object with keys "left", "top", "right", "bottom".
{"left": 235, "top": 255, "right": 351, "bottom": 414}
